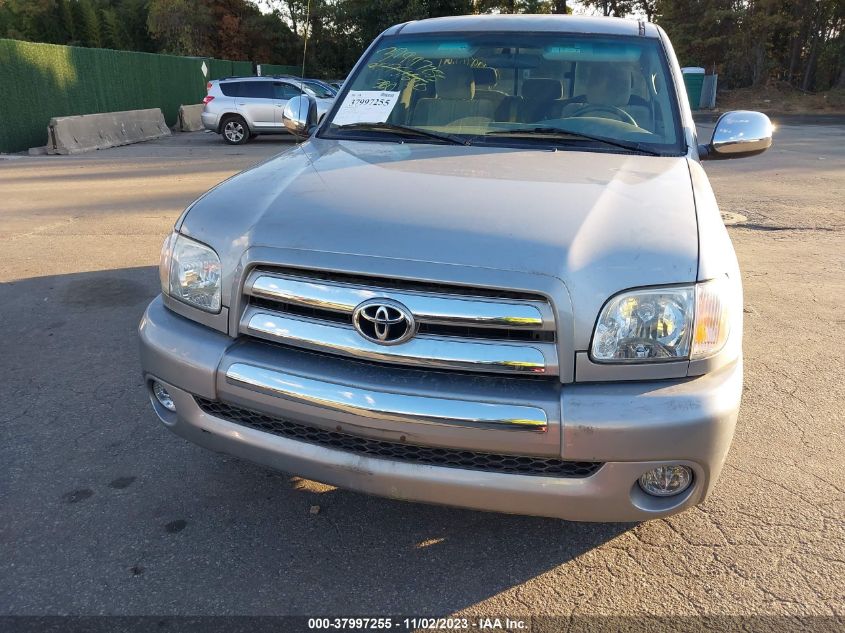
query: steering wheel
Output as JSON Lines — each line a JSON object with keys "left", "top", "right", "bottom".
{"left": 570, "top": 103, "right": 638, "bottom": 127}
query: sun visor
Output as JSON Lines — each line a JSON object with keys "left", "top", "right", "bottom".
{"left": 394, "top": 41, "right": 478, "bottom": 59}
{"left": 543, "top": 42, "right": 641, "bottom": 62}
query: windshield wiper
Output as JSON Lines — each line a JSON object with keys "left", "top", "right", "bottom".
{"left": 333, "top": 122, "right": 469, "bottom": 146}
{"left": 482, "top": 127, "right": 662, "bottom": 156}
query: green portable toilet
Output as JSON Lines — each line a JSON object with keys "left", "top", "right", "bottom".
{"left": 682, "top": 67, "right": 705, "bottom": 110}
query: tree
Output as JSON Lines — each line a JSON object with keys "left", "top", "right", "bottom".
{"left": 115, "top": 0, "right": 158, "bottom": 51}
{"left": 0, "top": 0, "right": 66, "bottom": 42}
{"left": 655, "top": 0, "right": 844, "bottom": 91}
{"left": 517, "top": 0, "right": 553, "bottom": 13}
{"left": 78, "top": 0, "right": 102, "bottom": 48}
{"left": 255, "top": 0, "right": 312, "bottom": 36}
{"left": 147, "top": 0, "right": 214, "bottom": 55}
{"left": 101, "top": 6, "right": 132, "bottom": 49}
{"left": 581, "top": 0, "right": 656, "bottom": 20}
{"left": 57, "top": 0, "right": 77, "bottom": 43}
{"left": 0, "top": 0, "right": 840, "bottom": 89}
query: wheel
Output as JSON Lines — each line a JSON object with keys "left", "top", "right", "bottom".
{"left": 221, "top": 116, "right": 249, "bottom": 145}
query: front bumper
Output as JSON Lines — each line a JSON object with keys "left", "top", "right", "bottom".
{"left": 140, "top": 296, "right": 742, "bottom": 522}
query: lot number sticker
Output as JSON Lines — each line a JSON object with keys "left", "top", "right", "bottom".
{"left": 332, "top": 91, "right": 400, "bottom": 125}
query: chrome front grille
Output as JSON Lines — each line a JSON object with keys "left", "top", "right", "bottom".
{"left": 240, "top": 269, "right": 558, "bottom": 376}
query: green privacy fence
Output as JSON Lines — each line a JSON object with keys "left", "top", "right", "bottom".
{"left": 0, "top": 39, "right": 255, "bottom": 153}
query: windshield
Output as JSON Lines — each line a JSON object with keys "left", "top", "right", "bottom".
{"left": 305, "top": 81, "right": 336, "bottom": 98}
{"left": 323, "top": 32, "right": 683, "bottom": 154}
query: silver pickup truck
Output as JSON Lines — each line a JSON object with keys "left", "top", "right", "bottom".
{"left": 139, "top": 15, "right": 772, "bottom": 522}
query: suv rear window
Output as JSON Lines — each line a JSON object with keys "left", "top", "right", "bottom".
{"left": 219, "top": 81, "right": 243, "bottom": 97}
{"left": 220, "top": 81, "right": 274, "bottom": 99}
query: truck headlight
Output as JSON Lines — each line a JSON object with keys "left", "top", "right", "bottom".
{"left": 161, "top": 232, "right": 221, "bottom": 313}
{"left": 591, "top": 279, "right": 731, "bottom": 363}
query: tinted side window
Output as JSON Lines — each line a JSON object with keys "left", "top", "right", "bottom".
{"left": 275, "top": 83, "right": 303, "bottom": 99}
{"left": 219, "top": 81, "right": 243, "bottom": 97}
{"left": 240, "top": 81, "right": 274, "bottom": 99}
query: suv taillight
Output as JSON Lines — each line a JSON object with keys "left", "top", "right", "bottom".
{"left": 206, "top": 81, "right": 212, "bottom": 91}
{"left": 203, "top": 95, "right": 215, "bottom": 104}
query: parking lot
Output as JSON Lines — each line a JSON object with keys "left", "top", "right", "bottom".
{"left": 1, "top": 124, "right": 843, "bottom": 622}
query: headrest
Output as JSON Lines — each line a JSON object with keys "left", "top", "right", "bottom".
{"left": 522, "top": 78, "right": 562, "bottom": 101}
{"left": 585, "top": 64, "right": 632, "bottom": 107}
{"left": 473, "top": 67, "right": 498, "bottom": 88}
{"left": 436, "top": 65, "right": 475, "bottom": 99}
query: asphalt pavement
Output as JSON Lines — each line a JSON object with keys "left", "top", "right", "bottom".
{"left": 1, "top": 126, "right": 843, "bottom": 625}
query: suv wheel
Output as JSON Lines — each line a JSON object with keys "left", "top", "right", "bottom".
{"left": 221, "top": 116, "right": 248, "bottom": 145}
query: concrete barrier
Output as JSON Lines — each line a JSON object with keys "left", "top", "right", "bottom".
{"left": 178, "top": 104, "right": 205, "bottom": 132}
{"left": 46, "top": 108, "right": 170, "bottom": 155}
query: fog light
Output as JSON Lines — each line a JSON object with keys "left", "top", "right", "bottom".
{"left": 152, "top": 381, "right": 176, "bottom": 412}
{"left": 639, "top": 465, "right": 693, "bottom": 497}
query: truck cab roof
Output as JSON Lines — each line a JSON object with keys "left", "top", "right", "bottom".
{"left": 387, "top": 14, "right": 660, "bottom": 38}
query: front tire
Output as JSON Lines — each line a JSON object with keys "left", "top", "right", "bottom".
{"left": 221, "top": 116, "right": 249, "bottom": 145}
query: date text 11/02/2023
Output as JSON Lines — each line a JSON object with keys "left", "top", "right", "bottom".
{"left": 306, "top": 617, "right": 529, "bottom": 630}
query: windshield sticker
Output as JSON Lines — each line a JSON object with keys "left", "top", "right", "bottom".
{"left": 332, "top": 90, "right": 400, "bottom": 126}
{"left": 367, "top": 47, "right": 445, "bottom": 91}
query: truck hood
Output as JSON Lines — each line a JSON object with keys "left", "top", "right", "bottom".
{"left": 180, "top": 138, "right": 698, "bottom": 348}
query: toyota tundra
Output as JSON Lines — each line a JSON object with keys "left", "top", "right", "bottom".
{"left": 139, "top": 15, "right": 773, "bottom": 521}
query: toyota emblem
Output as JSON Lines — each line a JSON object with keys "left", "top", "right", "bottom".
{"left": 352, "top": 299, "right": 415, "bottom": 345}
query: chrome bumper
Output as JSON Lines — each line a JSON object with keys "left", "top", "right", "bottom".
{"left": 140, "top": 296, "right": 742, "bottom": 522}
{"left": 225, "top": 363, "right": 549, "bottom": 432}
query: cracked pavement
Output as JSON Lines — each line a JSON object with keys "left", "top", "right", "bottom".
{"left": 0, "top": 126, "right": 843, "bottom": 622}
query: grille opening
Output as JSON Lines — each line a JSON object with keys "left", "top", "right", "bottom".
{"left": 417, "top": 322, "right": 555, "bottom": 343}
{"left": 243, "top": 337, "right": 557, "bottom": 382}
{"left": 196, "top": 398, "right": 602, "bottom": 478}
{"left": 248, "top": 297, "right": 556, "bottom": 343}
{"left": 252, "top": 267, "right": 548, "bottom": 302}
{"left": 250, "top": 297, "right": 349, "bottom": 324}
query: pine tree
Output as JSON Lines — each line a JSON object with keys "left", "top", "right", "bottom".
{"left": 102, "top": 7, "right": 130, "bottom": 50}
{"left": 79, "top": 0, "right": 103, "bottom": 48}
{"left": 57, "top": 0, "right": 77, "bottom": 43}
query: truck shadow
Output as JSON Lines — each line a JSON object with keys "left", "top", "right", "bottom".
{"left": 1, "top": 265, "right": 635, "bottom": 615}
{"left": 227, "top": 461, "right": 637, "bottom": 613}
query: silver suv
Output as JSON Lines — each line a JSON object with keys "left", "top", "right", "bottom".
{"left": 201, "top": 77, "right": 334, "bottom": 144}
{"left": 142, "top": 16, "right": 773, "bottom": 522}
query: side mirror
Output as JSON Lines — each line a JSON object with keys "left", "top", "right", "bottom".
{"left": 282, "top": 95, "right": 318, "bottom": 138}
{"left": 700, "top": 110, "right": 773, "bottom": 160}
